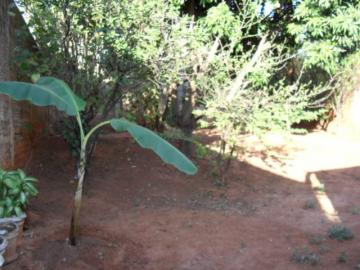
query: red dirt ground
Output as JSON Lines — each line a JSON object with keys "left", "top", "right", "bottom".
{"left": 4, "top": 131, "right": 360, "bottom": 270}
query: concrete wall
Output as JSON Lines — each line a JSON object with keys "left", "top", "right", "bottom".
{"left": 0, "top": 0, "right": 53, "bottom": 169}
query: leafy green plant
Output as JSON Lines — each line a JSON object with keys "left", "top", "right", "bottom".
{"left": 205, "top": 140, "right": 237, "bottom": 186}
{"left": 194, "top": 143, "right": 211, "bottom": 160}
{"left": 0, "top": 76, "right": 197, "bottom": 245}
{"left": 0, "top": 169, "right": 38, "bottom": 218}
{"left": 328, "top": 224, "right": 354, "bottom": 241}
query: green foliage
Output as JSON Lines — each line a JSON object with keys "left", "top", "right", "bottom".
{"left": 209, "top": 153, "right": 236, "bottom": 186}
{"left": 0, "top": 169, "right": 38, "bottom": 218}
{"left": 0, "top": 76, "right": 197, "bottom": 243}
{"left": 62, "top": 116, "right": 91, "bottom": 157}
{"left": 16, "top": 0, "right": 157, "bottom": 153}
{"left": 0, "top": 77, "right": 85, "bottom": 116}
{"left": 16, "top": 0, "right": 331, "bottom": 157}
{"left": 249, "top": 83, "right": 324, "bottom": 134}
{"left": 8, "top": 0, "right": 360, "bottom": 245}
{"left": 288, "top": 0, "right": 360, "bottom": 74}
{"left": 331, "top": 52, "right": 360, "bottom": 113}
{"left": 191, "top": 3, "right": 325, "bottom": 155}
{"left": 328, "top": 224, "right": 354, "bottom": 241}
{"left": 196, "top": 37, "right": 324, "bottom": 148}
{"left": 195, "top": 143, "right": 211, "bottom": 160}
{"left": 110, "top": 119, "right": 197, "bottom": 175}
{"left": 201, "top": 2, "right": 237, "bottom": 37}
{"left": 0, "top": 76, "right": 197, "bottom": 175}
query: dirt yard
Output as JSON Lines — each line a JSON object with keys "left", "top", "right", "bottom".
{"left": 4, "top": 131, "right": 360, "bottom": 270}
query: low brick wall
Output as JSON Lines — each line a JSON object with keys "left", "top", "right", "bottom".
{"left": 0, "top": 0, "right": 54, "bottom": 169}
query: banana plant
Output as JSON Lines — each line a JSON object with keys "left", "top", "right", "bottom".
{"left": 0, "top": 77, "right": 197, "bottom": 245}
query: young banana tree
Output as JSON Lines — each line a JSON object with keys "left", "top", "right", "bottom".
{"left": 0, "top": 77, "right": 197, "bottom": 245}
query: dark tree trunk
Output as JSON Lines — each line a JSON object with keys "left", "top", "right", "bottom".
{"left": 175, "top": 80, "right": 197, "bottom": 156}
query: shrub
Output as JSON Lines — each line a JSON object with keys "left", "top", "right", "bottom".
{"left": 328, "top": 225, "right": 354, "bottom": 241}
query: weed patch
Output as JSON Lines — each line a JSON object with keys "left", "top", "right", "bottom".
{"left": 291, "top": 248, "right": 321, "bottom": 266}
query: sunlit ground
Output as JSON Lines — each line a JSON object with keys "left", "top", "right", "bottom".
{"left": 309, "top": 173, "right": 341, "bottom": 223}
{"left": 235, "top": 131, "right": 360, "bottom": 224}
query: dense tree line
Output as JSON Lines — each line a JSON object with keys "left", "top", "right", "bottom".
{"left": 13, "top": 0, "right": 360, "bottom": 168}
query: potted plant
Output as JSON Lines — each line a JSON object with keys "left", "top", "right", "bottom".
{"left": 0, "top": 168, "right": 38, "bottom": 249}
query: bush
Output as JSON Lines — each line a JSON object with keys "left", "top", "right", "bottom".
{"left": 328, "top": 225, "right": 354, "bottom": 241}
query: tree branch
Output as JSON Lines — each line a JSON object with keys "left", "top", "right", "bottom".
{"left": 226, "top": 34, "right": 271, "bottom": 102}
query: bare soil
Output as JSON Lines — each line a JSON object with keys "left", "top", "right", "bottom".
{"left": 4, "top": 131, "right": 360, "bottom": 270}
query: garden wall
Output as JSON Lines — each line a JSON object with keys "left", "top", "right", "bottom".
{"left": 0, "top": 0, "right": 55, "bottom": 169}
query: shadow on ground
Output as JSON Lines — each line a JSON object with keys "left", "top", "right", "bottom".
{"left": 4, "top": 132, "right": 360, "bottom": 270}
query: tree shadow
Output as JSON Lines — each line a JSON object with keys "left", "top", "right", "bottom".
{"left": 16, "top": 132, "right": 360, "bottom": 269}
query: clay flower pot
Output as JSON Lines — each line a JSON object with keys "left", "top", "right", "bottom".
{"left": 0, "top": 222, "right": 19, "bottom": 264}
{"left": 0, "top": 236, "right": 8, "bottom": 268}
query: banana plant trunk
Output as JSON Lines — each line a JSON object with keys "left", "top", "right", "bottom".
{"left": 69, "top": 145, "right": 86, "bottom": 245}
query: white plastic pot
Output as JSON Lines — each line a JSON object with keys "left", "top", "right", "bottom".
{"left": 0, "top": 236, "right": 8, "bottom": 268}
{"left": 0, "top": 213, "right": 27, "bottom": 246}
{"left": 0, "top": 222, "right": 19, "bottom": 264}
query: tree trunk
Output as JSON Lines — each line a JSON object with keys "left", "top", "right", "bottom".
{"left": 69, "top": 145, "right": 86, "bottom": 245}
{"left": 176, "top": 81, "right": 196, "bottom": 156}
{"left": 156, "top": 85, "right": 174, "bottom": 131}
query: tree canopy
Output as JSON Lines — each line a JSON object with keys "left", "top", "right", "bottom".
{"left": 12, "top": 0, "right": 360, "bottom": 160}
